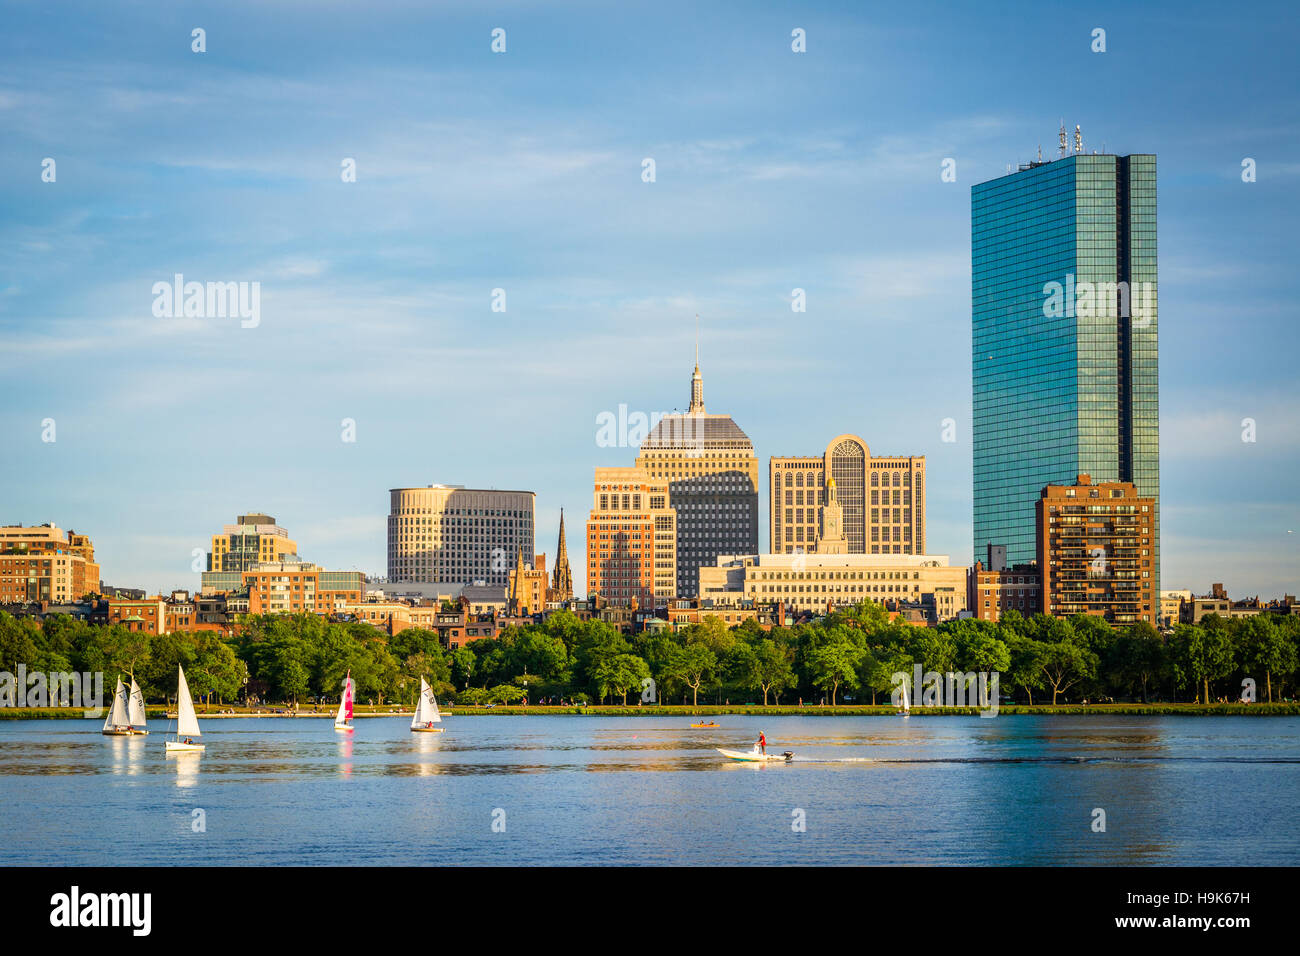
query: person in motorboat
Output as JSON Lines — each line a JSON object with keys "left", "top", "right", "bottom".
{"left": 757, "top": 732, "right": 767, "bottom": 755}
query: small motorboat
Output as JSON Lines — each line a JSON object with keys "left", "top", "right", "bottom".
{"left": 690, "top": 722, "right": 720, "bottom": 728}
{"left": 717, "top": 747, "right": 794, "bottom": 762}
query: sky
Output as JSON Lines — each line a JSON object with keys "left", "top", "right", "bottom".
{"left": 2, "top": 0, "right": 1298, "bottom": 599}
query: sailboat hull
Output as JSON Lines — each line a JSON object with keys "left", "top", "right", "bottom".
{"left": 165, "top": 740, "right": 205, "bottom": 753}
{"left": 334, "top": 723, "right": 354, "bottom": 732}
{"left": 411, "top": 726, "right": 444, "bottom": 733}
{"left": 130, "top": 729, "right": 150, "bottom": 735}
{"left": 102, "top": 729, "right": 134, "bottom": 736}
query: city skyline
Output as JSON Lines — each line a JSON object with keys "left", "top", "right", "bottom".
{"left": 3, "top": 1, "right": 1298, "bottom": 598}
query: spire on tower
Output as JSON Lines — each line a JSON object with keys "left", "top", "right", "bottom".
{"left": 688, "top": 315, "right": 705, "bottom": 413}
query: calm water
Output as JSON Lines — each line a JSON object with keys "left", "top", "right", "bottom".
{"left": 1, "top": 715, "right": 1296, "bottom": 865}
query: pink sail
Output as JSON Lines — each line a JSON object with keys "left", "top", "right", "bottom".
{"left": 334, "top": 670, "right": 355, "bottom": 728}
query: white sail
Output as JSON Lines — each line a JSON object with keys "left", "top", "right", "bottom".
{"left": 411, "top": 677, "right": 442, "bottom": 727}
{"left": 175, "top": 666, "right": 201, "bottom": 738}
{"left": 901, "top": 678, "right": 911, "bottom": 713}
{"left": 334, "top": 674, "right": 353, "bottom": 726}
{"left": 128, "top": 679, "right": 147, "bottom": 729}
{"left": 103, "top": 678, "right": 130, "bottom": 730}
{"left": 411, "top": 678, "right": 429, "bottom": 728}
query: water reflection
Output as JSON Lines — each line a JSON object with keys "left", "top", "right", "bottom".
{"left": 337, "top": 734, "right": 353, "bottom": 778}
{"left": 107, "top": 734, "right": 149, "bottom": 776}
{"left": 171, "top": 752, "right": 200, "bottom": 788}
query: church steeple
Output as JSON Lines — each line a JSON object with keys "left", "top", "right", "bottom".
{"left": 688, "top": 315, "right": 705, "bottom": 413}
{"left": 551, "top": 509, "right": 573, "bottom": 602}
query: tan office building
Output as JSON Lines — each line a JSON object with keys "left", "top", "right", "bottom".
{"left": 0, "top": 552, "right": 90, "bottom": 604}
{"left": 635, "top": 362, "right": 759, "bottom": 597}
{"left": 699, "top": 552, "right": 968, "bottom": 619}
{"left": 586, "top": 467, "right": 677, "bottom": 606}
{"left": 388, "top": 485, "right": 536, "bottom": 588}
{"left": 208, "top": 513, "right": 298, "bottom": 572}
{"left": 1036, "top": 474, "right": 1157, "bottom": 625}
{"left": 769, "top": 435, "right": 925, "bottom": 556}
{"left": 0, "top": 524, "right": 101, "bottom": 594}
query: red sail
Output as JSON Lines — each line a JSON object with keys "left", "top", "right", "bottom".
{"left": 343, "top": 674, "right": 354, "bottom": 720}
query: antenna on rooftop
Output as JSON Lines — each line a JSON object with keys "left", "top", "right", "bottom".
{"left": 1059, "top": 121, "right": 1067, "bottom": 158}
{"left": 1074, "top": 124, "right": 1082, "bottom": 154}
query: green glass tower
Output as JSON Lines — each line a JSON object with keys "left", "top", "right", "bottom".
{"left": 972, "top": 150, "right": 1158, "bottom": 597}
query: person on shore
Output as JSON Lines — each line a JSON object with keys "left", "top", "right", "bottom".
{"left": 758, "top": 731, "right": 767, "bottom": 755}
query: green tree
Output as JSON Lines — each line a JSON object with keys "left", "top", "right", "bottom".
{"left": 1002, "top": 632, "right": 1045, "bottom": 704}
{"left": 1112, "top": 622, "right": 1165, "bottom": 703}
{"left": 1239, "top": 616, "right": 1296, "bottom": 703}
{"left": 747, "top": 639, "right": 795, "bottom": 705}
{"left": 1168, "top": 623, "right": 1235, "bottom": 704}
{"left": 804, "top": 635, "right": 862, "bottom": 705}
{"left": 665, "top": 643, "right": 718, "bottom": 706}
{"left": 487, "top": 684, "right": 526, "bottom": 704}
{"left": 450, "top": 646, "right": 476, "bottom": 690}
{"left": 590, "top": 653, "right": 643, "bottom": 704}
{"left": 1037, "top": 641, "right": 1096, "bottom": 705}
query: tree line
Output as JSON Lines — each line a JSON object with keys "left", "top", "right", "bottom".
{"left": 2, "top": 604, "right": 1297, "bottom": 707}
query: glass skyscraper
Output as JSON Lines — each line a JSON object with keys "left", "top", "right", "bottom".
{"left": 972, "top": 152, "right": 1158, "bottom": 595}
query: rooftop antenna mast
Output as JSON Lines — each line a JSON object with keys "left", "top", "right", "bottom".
{"left": 1059, "top": 121, "right": 1067, "bottom": 158}
{"left": 1074, "top": 124, "right": 1083, "bottom": 154}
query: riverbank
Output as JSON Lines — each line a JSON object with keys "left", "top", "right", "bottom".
{"left": 3, "top": 702, "right": 1298, "bottom": 719}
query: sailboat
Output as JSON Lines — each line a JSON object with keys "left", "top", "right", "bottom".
{"left": 899, "top": 677, "right": 911, "bottom": 718}
{"left": 165, "top": 665, "right": 205, "bottom": 753}
{"left": 128, "top": 677, "right": 149, "bottom": 735}
{"left": 101, "top": 677, "right": 133, "bottom": 736}
{"left": 334, "top": 670, "right": 355, "bottom": 732}
{"left": 410, "top": 676, "right": 444, "bottom": 733}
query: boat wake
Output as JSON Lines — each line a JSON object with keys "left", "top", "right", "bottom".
{"left": 785, "top": 755, "right": 1300, "bottom": 765}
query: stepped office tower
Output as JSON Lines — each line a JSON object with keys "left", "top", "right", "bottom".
{"left": 972, "top": 150, "right": 1158, "bottom": 596}
{"left": 635, "top": 361, "right": 759, "bottom": 597}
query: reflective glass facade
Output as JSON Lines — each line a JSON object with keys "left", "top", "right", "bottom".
{"left": 972, "top": 154, "right": 1158, "bottom": 596}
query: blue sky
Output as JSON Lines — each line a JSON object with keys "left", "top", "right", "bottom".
{"left": 2, "top": 0, "right": 1298, "bottom": 599}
